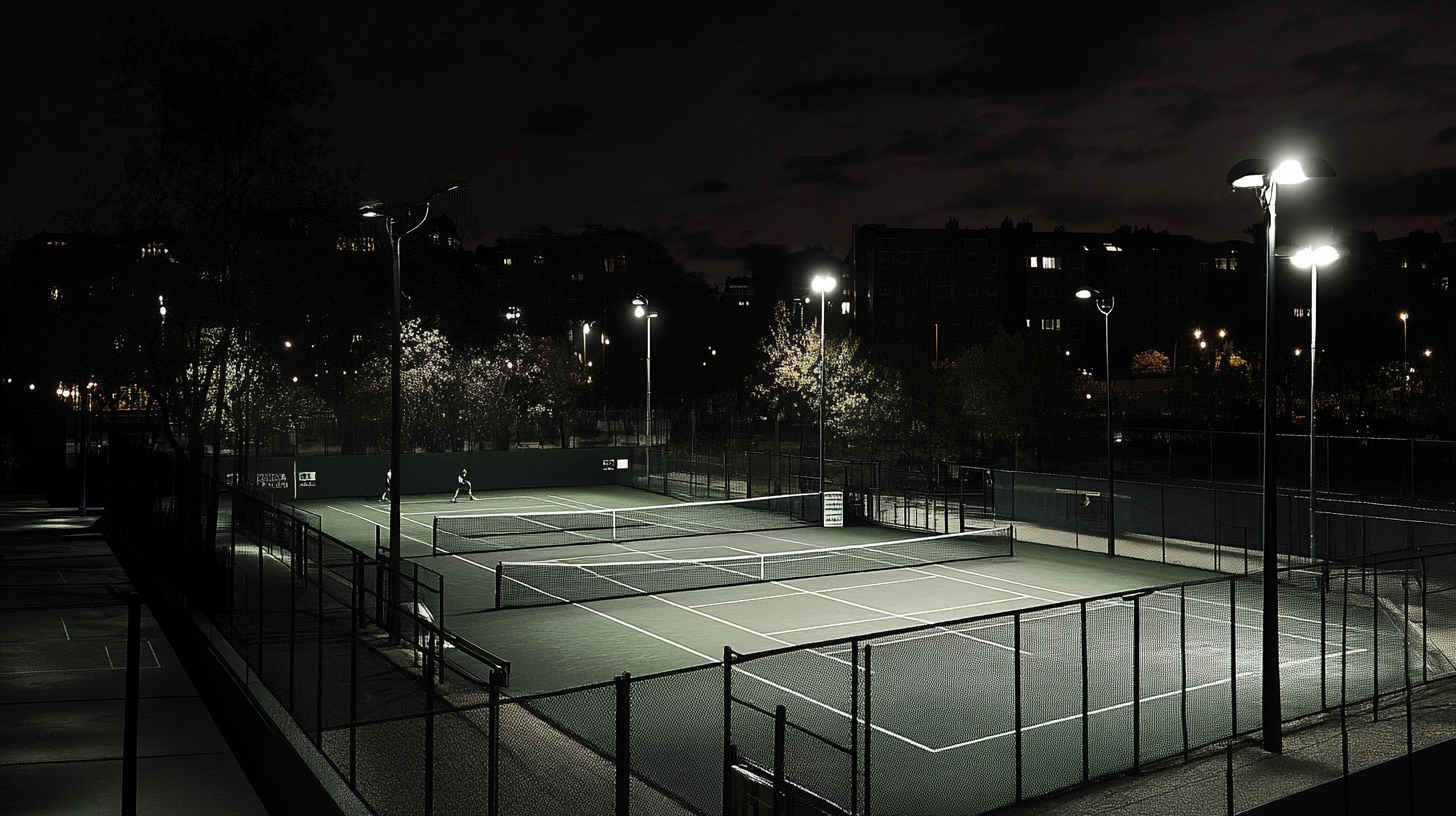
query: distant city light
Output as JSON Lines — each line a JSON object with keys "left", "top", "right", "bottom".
{"left": 1293, "top": 347, "right": 1302, "bottom": 356}
{"left": 1199, "top": 340, "right": 1207, "bottom": 349}
{"left": 1193, "top": 328, "right": 1203, "bottom": 340}
{"left": 1423, "top": 348, "right": 1433, "bottom": 358}
{"left": 29, "top": 383, "right": 36, "bottom": 391}
{"left": 1218, "top": 329, "right": 1227, "bottom": 339}
{"left": 283, "top": 340, "right": 293, "bottom": 349}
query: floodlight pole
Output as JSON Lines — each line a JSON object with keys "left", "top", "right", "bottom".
{"left": 1258, "top": 179, "right": 1282, "bottom": 754}
{"left": 646, "top": 314, "right": 653, "bottom": 444}
{"left": 1097, "top": 296, "right": 1115, "bottom": 558}
{"left": 818, "top": 289, "right": 827, "bottom": 494}
{"left": 1307, "top": 262, "right": 1318, "bottom": 561}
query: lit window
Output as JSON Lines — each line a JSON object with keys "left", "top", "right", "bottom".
{"left": 1440, "top": 276, "right": 1450, "bottom": 291}
{"left": 1041, "top": 257, "right": 1058, "bottom": 270}
{"left": 1040, "top": 318, "right": 1061, "bottom": 331}
{"left": 1401, "top": 258, "right": 1408, "bottom": 269}
{"left": 534, "top": 255, "right": 545, "bottom": 264}
{"left": 1028, "top": 256, "right": 1039, "bottom": 268}
{"left": 1103, "top": 243, "right": 1122, "bottom": 252}
{"left": 49, "top": 286, "right": 61, "bottom": 302}
{"left": 841, "top": 301, "right": 850, "bottom": 316}
{"left": 503, "top": 257, "right": 513, "bottom": 266}
{"left": 1292, "top": 307, "right": 1307, "bottom": 318}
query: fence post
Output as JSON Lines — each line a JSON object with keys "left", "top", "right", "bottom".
{"left": 863, "top": 644, "right": 873, "bottom": 816}
{"left": 488, "top": 670, "right": 502, "bottom": 816}
{"left": 316, "top": 534, "right": 324, "bottom": 746}
{"left": 1014, "top": 612, "right": 1023, "bottom": 802}
{"left": 723, "top": 448, "right": 730, "bottom": 498}
{"left": 1373, "top": 566, "right": 1380, "bottom": 721}
{"left": 1133, "top": 595, "right": 1141, "bottom": 771}
{"left": 1404, "top": 572, "right": 1414, "bottom": 813}
{"left": 123, "top": 592, "right": 141, "bottom": 816}
{"left": 1321, "top": 562, "right": 1329, "bottom": 710}
{"left": 423, "top": 630, "right": 435, "bottom": 816}
{"left": 1421, "top": 557, "right": 1429, "bottom": 683}
{"left": 616, "top": 672, "right": 632, "bottom": 816}
{"left": 289, "top": 522, "right": 298, "bottom": 712}
{"left": 350, "top": 552, "right": 359, "bottom": 788}
{"left": 1341, "top": 562, "right": 1351, "bottom": 813}
{"left": 1227, "top": 578, "right": 1236, "bottom": 816}
{"left": 1081, "top": 599, "right": 1089, "bottom": 782}
{"left": 259, "top": 520, "right": 266, "bottom": 679}
{"left": 1180, "top": 586, "right": 1189, "bottom": 762}
{"left": 722, "top": 646, "right": 735, "bottom": 816}
{"left": 375, "top": 526, "right": 384, "bottom": 624}
{"left": 773, "top": 704, "right": 787, "bottom": 816}
{"left": 850, "top": 642, "right": 859, "bottom": 815}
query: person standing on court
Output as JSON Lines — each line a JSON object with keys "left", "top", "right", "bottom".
{"left": 381, "top": 468, "right": 391, "bottom": 502}
{"left": 452, "top": 468, "right": 476, "bottom": 502}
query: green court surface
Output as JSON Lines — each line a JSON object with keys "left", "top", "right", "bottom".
{"left": 299, "top": 485, "right": 1227, "bottom": 694}
{"left": 296, "top": 485, "right": 1429, "bottom": 814}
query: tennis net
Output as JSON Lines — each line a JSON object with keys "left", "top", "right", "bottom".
{"left": 494, "top": 523, "right": 1014, "bottom": 608}
{"left": 431, "top": 492, "right": 820, "bottom": 557}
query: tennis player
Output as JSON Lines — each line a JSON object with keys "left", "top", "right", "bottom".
{"left": 380, "top": 468, "right": 391, "bottom": 502}
{"left": 451, "top": 468, "right": 476, "bottom": 502}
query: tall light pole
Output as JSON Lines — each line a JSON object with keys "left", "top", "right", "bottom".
{"left": 1398, "top": 311, "right": 1409, "bottom": 415}
{"left": 1291, "top": 245, "right": 1339, "bottom": 561}
{"left": 581, "top": 321, "right": 592, "bottom": 362}
{"left": 1075, "top": 288, "right": 1116, "bottom": 557}
{"left": 811, "top": 272, "right": 838, "bottom": 494}
{"left": 632, "top": 296, "right": 657, "bottom": 448}
{"left": 1227, "top": 155, "right": 1334, "bottom": 754}
{"left": 359, "top": 183, "right": 459, "bottom": 640}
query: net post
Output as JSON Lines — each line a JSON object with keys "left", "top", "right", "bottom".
{"left": 432, "top": 517, "right": 439, "bottom": 556}
{"left": 1014, "top": 611, "right": 1023, "bottom": 802}
{"left": 1133, "top": 595, "right": 1141, "bottom": 771}
{"left": 438, "top": 575, "right": 447, "bottom": 683}
{"left": 1080, "top": 599, "right": 1089, "bottom": 782}
{"left": 495, "top": 563, "right": 504, "bottom": 609}
{"left": 850, "top": 640, "right": 859, "bottom": 815}
{"left": 863, "top": 643, "right": 873, "bottom": 815}
{"left": 722, "top": 646, "right": 735, "bottom": 816}
{"left": 746, "top": 451, "right": 753, "bottom": 499}
{"left": 616, "top": 672, "right": 632, "bottom": 816}
{"left": 723, "top": 448, "right": 730, "bottom": 499}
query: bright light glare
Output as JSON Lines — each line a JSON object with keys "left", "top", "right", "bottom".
{"left": 159, "top": 306, "right": 167, "bottom": 317}
{"left": 582, "top": 323, "right": 590, "bottom": 335}
{"left": 1271, "top": 159, "right": 1308, "bottom": 185}
{"left": 1399, "top": 311, "right": 1409, "bottom": 321}
{"left": 811, "top": 273, "right": 838, "bottom": 293}
{"left": 1293, "top": 347, "right": 1302, "bottom": 356}
{"left": 1291, "top": 245, "right": 1339, "bottom": 269}
{"left": 633, "top": 305, "right": 646, "bottom": 318}
{"left": 1314, "top": 245, "right": 1339, "bottom": 266}
{"left": 283, "top": 339, "right": 293, "bottom": 349}
{"left": 1230, "top": 173, "right": 1265, "bottom": 188}
{"left": 1193, "top": 328, "right": 1203, "bottom": 340}
{"left": 1218, "top": 329, "right": 1227, "bottom": 339}
{"left": 1423, "top": 348, "right": 1433, "bottom": 358}
{"left": 1074, "top": 288, "right": 1093, "bottom": 299}
{"left": 1199, "top": 340, "right": 1207, "bottom": 349}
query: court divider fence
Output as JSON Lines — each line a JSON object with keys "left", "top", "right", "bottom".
{"left": 948, "top": 466, "right": 1456, "bottom": 575}
{"left": 106, "top": 443, "right": 1456, "bottom": 815}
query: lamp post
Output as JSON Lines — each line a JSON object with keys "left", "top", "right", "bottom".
{"left": 811, "top": 272, "right": 838, "bottom": 494}
{"left": 632, "top": 296, "right": 657, "bottom": 449}
{"left": 1075, "top": 288, "right": 1116, "bottom": 557}
{"left": 1398, "top": 311, "right": 1410, "bottom": 416}
{"left": 1226, "top": 156, "right": 1334, "bottom": 754}
{"left": 581, "top": 321, "right": 592, "bottom": 362}
{"left": 359, "top": 183, "right": 460, "bottom": 640}
{"left": 1291, "top": 245, "right": 1339, "bottom": 561}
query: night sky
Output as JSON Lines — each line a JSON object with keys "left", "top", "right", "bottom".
{"left": 7, "top": 1, "right": 1456, "bottom": 284}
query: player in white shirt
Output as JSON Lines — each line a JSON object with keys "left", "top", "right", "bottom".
{"left": 451, "top": 468, "right": 476, "bottom": 503}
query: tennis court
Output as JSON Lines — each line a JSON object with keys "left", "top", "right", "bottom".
{"left": 293, "top": 485, "right": 1440, "bottom": 814}
{"left": 301, "top": 485, "right": 1227, "bottom": 692}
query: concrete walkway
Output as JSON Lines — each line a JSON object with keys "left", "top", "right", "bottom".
{"left": 0, "top": 496, "right": 268, "bottom": 816}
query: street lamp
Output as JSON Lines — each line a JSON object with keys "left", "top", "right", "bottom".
{"left": 811, "top": 272, "right": 837, "bottom": 495}
{"left": 1290, "top": 244, "right": 1339, "bottom": 562}
{"left": 1226, "top": 154, "right": 1334, "bottom": 754}
{"left": 1075, "top": 287, "right": 1116, "bottom": 557}
{"left": 632, "top": 296, "right": 658, "bottom": 451}
{"left": 1398, "top": 311, "right": 1410, "bottom": 408}
{"left": 581, "top": 321, "right": 592, "bottom": 362}
{"left": 359, "top": 182, "right": 461, "bottom": 640}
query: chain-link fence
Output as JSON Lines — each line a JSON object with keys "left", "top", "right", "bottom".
{"left": 721, "top": 549, "right": 1456, "bottom": 815}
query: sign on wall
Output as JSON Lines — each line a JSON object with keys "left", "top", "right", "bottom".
{"left": 298, "top": 471, "right": 317, "bottom": 488}
{"left": 823, "top": 491, "right": 844, "bottom": 528}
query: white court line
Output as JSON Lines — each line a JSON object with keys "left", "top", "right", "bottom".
{"left": 690, "top": 575, "right": 940, "bottom": 609}
{"left": 767, "top": 596, "right": 1029, "bottom": 636}
{"left": 928, "top": 647, "right": 1369, "bottom": 753}
{"left": 103, "top": 645, "right": 114, "bottom": 669}
{"left": 356, "top": 503, "right": 435, "bottom": 531}
{"left": 326, "top": 506, "right": 434, "bottom": 548}
{"left": 438, "top": 552, "right": 939, "bottom": 752}
{"left": 555, "top": 495, "right": 1036, "bottom": 653}
{"left": 59, "top": 616, "right": 71, "bottom": 641}
{"left": 1159, "top": 586, "right": 1373, "bottom": 634}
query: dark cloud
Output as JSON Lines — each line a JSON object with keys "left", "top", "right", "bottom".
{"left": 1436, "top": 127, "right": 1456, "bottom": 146}
{"left": 686, "top": 178, "right": 731, "bottom": 196}
{"left": 783, "top": 148, "right": 872, "bottom": 189}
{"left": 526, "top": 103, "right": 594, "bottom": 136}
{"left": 1286, "top": 30, "right": 1442, "bottom": 91}
{"left": 1336, "top": 166, "right": 1456, "bottom": 220}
